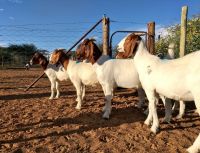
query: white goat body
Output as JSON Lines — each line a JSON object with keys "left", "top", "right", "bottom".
{"left": 71, "top": 62, "right": 98, "bottom": 86}
{"left": 62, "top": 61, "right": 99, "bottom": 109}
{"left": 118, "top": 34, "right": 196, "bottom": 119}
{"left": 94, "top": 56, "right": 140, "bottom": 88}
{"left": 133, "top": 40, "right": 200, "bottom": 133}
{"left": 30, "top": 52, "right": 68, "bottom": 99}
{"left": 91, "top": 55, "right": 143, "bottom": 119}
{"left": 187, "top": 133, "right": 200, "bottom": 153}
{"left": 117, "top": 37, "right": 177, "bottom": 121}
{"left": 44, "top": 64, "right": 68, "bottom": 99}
{"left": 76, "top": 38, "right": 169, "bottom": 119}
{"left": 49, "top": 50, "right": 98, "bottom": 109}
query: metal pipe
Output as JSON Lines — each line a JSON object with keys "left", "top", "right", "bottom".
{"left": 25, "top": 18, "right": 103, "bottom": 91}
{"left": 66, "top": 18, "right": 102, "bottom": 53}
{"left": 24, "top": 72, "right": 45, "bottom": 91}
{"left": 109, "top": 30, "right": 147, "bottom": 55}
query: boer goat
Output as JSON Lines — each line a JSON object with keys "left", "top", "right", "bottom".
{"left": 118, "top": 34, "right": 200, "bottom": 153}
{"left": 30, "top": 52, "right": 68, "bottom": 99}
{"left": 75, "top": 38, "right": 160, "bottom": 120}
{"left": 117, "top": 38, "right": 187, "bottom": 119}
{"left": 49, "top": 49, "right": 98, "bottom": 109}
{"left": 117, "top": 34, "right": 200, "bottom": 134}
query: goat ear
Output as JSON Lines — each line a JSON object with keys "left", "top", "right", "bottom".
{"left": 53, "top": 51, "right": 61, "bottom": 63}
{"left": 129, "top": 37, "right": 139, "bottom": 56}
{"left": 123, "top": 39, "right": 133, "bottom": 58}
{"left": 90, "top": 42, "right": 94, "bottom": 58}
{"left": 86, "top": 44, "right": 91, "bottom": 58}
{"left": 124, "top": 35, "right": 140, "bottom": 58}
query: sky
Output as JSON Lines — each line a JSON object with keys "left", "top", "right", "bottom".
{"left": 0, "top": 0, "right": 200, "bottom": 52}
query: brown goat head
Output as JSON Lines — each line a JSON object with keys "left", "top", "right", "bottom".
{"left": 30, "top": 52, "right": 48, "bottom": 70}
{"left": 50, "top": 49, "right": 67, "bottom": 65}
{"left": 116, "top": 33, "right": 141, "bottom": 59}
{"left": 124, "top": 33, "right": 141, "bottom": 57}
{"left": 50, "top": 49, "right": 71, "bottom": 69}
{"left": 76, "top": 38, "right": 101, "bottom": 64}
{"left": 30, "top": 52, "right": 45, "bottom": 65}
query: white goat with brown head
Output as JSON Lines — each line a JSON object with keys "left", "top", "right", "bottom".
{"left": 118, "top": 34, "right": 200, "bottom": 153}
{"left": 117, "top": 33, "right": 200, "bottom": 134}
{"left": 75, "top": 38, "right": 148, "bottom": 119}
{"left": 30, "top": 52, "right": 68, "bottom": 99}
{"left": 49, "top": 49, "right": 98, "bottom": 109}
{"left": 117, "top": 36, "right": 188, "bottom": 119}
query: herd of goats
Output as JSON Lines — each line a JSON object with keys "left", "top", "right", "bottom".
{"left": 28, "top": 33, "right": 200, "bottom": 153}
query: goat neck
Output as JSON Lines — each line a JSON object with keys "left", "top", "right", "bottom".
{"left": 58, "top": 53, "right": 70, "bottom": 70}
{"left": 39, "top": 56, "right": 49, "bottom": 70}
{"left": 87, "top": 44, "right": 102, "bottom": 64}
{"left": 134, "top": 40, "right": 151, "bottom": 58}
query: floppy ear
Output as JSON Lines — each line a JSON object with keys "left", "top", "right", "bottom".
{"left": 124, "top": 40, "right": 132, "bottom": 58}
{"left": 90, "top": 42, "right": 95, "bottom": 58}
{"left": 124, "top": 34, "right": 140, "bottom": 58}
{"left": 53, "top": 51, "right": 62, "bottom": 64}
{"left": 129, "top": 36, "right": 139, "bottom": 56}
{"left": 39, "top": 58, "right": 45, "bottom": 65}
{"left": 85, "top": 43, "right": 91, "bottom": 58}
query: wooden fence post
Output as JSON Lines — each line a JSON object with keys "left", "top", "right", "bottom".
{"left": 102, "top": 16, "right": 110, "bottom": 56}
{"left": 147, "top": 22, "right": 155, "bottom": 54}
{"left": 180, "top": 6, "right": 188, "bottom": 57}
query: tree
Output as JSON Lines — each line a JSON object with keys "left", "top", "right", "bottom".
{"left": 0, "top": 43, "right": 43, "bottom": 67}
{"left": 155, "top": 14, "right": 200, "bottom": 57}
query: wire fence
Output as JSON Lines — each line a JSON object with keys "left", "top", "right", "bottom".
{"left": 0, "top": 19, "right": 150, "bottom": 68}
{"left": 0, "top": 21, "right": 103, "bottom": 50}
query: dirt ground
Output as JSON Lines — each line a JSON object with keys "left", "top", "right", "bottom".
{"left": 0, "top": 68, "right": 199, "bottom": 153}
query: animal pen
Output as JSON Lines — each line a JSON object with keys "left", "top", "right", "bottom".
{"left": 25, "top": 16, "right": 155, "bottom": 90}
{"left": 1, "top": 5, "right": 200, "bottom": 153}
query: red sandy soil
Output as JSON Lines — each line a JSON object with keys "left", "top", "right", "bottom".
{"left": 0, "top": 68, "right": 199, "bottom": 153}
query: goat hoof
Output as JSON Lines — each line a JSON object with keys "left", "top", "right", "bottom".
{"left": 75, "top": 106, "right": 81, "bottom": 110}
{"left": 176, "top": 114, "right": 183, "bottom": 119}
{"left": 102, "top": 113, "right": 110, "bottom": 119}
{"left": 55, "top": 96, "right": 59, "bottom": 99}
{"left": 143, "top": 109, "right": 149, "bottom": 116}
{"left": 49, "top": 97, "right": 54, "bottom": 100}
{"left": 102, "top": 106, "right": 106, "bottom": 112}
{"left": 144, "top": 119, "right": 151, "bottom": 126}
{"left": 150, "top": 126, "right": 159, "bottom": 134}
{"left": 137, "top": 101, "right": 144, "bottom": 109}
{"left": 163, "top": 117, "right": 171, "bottom": 123}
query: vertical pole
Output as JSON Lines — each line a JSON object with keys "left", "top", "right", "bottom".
{"left": 147, "top": 22, "right": 155, "bottom": 54}
{"left": 180, "top": 6, "right": 188, "bottom": 57}
{"left": 102, "top": 16, "right": 110, "bottom": 56}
